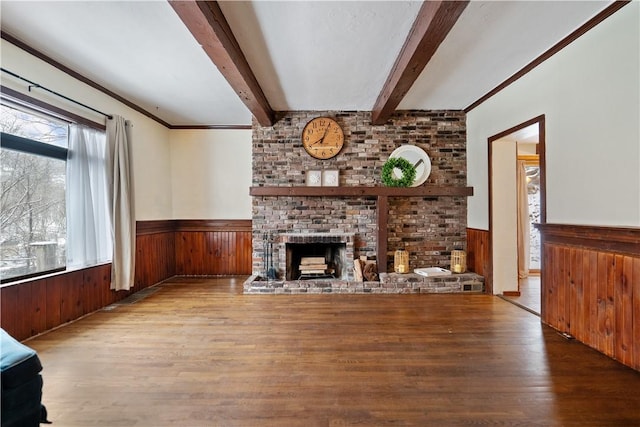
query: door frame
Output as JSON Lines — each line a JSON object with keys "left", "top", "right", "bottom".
{"left": 487, "top": 115, "right": 546, "bottom": 295}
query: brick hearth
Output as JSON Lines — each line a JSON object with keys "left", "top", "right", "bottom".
{"left": 243, "top": 272, "right": 484, "bottom": 294}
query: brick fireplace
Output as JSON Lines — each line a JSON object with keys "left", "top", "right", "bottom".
{"left": 251, "top": 111, "right": 468, "bottom": 280}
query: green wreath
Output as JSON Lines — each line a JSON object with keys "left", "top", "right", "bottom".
{"left": 381, "top": 157, "right": 416, "bottom": 187}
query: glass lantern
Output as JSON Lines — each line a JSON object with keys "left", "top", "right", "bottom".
{"left": 451, "top": 249, "right": 467, "bottom": 273}
{"left": 394, "top": 249, "right": 409, "bottom": 274}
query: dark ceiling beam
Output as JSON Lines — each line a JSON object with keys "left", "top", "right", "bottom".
{"left": 371, "top": 0, "right": 469, "bottom": 125}
{"left": 169, "top": 0, "right": 275, "bottom": 127}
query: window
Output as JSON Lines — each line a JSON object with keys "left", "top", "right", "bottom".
{"left": 1, "top": 103, "right": 68, "bottom": 281}
{"left": 1, "top": 100, "right": 111, "bottom": 282}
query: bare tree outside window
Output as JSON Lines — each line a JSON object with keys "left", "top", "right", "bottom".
{"left": 1, "top": 104, "right": 67, "bottom": 280}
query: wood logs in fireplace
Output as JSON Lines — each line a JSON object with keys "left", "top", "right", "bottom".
{"left": 299, "top": 257, "right": 333, "bottom": 276}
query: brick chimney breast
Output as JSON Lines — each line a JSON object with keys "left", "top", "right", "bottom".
{"left": 252, "top": 111, "right": 467, "bottom": 277}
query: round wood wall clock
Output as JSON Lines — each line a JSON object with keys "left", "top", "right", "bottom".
{"left": 301, "top": 117, "right": 344, "bottom": 160}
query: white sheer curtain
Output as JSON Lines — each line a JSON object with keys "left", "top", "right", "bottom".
{"left": 517, "top": 159, "right": 530, "bottom": 279}
{"left": 106, "top": 116, "right": 135, "bottom": 291}
{"left": 66, "top": 125, "right": 112, "bottom": 268}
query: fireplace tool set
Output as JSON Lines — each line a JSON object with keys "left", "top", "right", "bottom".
{"left": 263, "top": 232, "right": 277, "bottom": 280}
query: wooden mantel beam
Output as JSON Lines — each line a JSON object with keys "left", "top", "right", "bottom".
{"left": 169, "top": 0, "right": 275, "bottom": 127}
{"left": 371, "top": 0, "right": 469, "bottom": 125}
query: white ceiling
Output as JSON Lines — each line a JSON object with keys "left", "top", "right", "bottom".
{"left": 0, "top": 1, "right": 614, "bottom": 127}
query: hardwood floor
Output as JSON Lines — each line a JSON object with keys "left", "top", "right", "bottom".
{"left": 504, "top": 275, "right": 541, "bottom": 315}
{"left": 25, "top": 277, "right": 640, "bottom": 426}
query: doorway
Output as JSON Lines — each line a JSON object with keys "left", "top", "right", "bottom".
{"left": 521, "top": 158, "right": 541, "bottom": 272}
{"left": 488, "top": 116, "right": 546, "bottom": 314}
{"left": 512, "top": 153, "right": 541, "bottom": 314}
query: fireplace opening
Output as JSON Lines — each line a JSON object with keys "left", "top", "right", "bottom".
{"left": 286, "top": 243, "right": 347, "bottom": 280}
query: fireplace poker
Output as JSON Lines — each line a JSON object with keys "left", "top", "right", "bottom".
{"left": 267, "top": 233, "right": 277, "bottom": 280}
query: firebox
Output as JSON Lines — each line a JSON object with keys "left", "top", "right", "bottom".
{"left": 286, "top": 242, "right": 346, "bottom": 280}
{"left": 279, "top": 233, "right": 355, "bottom": 281}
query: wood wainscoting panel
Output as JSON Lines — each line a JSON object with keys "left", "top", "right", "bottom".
{"left": 175, "top": 220, "right": 252, "bottom": 276}
{"left": 11, "top": 281, "right": 43, "bottom": 340}
{"left": 0, "top": 264, "right": 120, "bottom": 341}
{"left": 207, "top": 231, "right": 252, "bottom": 275}
{"left": 44, "top": 275, "right": 62, "bottom": 332}
{"left": 134, "top": 218, "right": 254, "bottom": 281}
{"left": 175, "top": 231, "right": 207, "bottom": 275}
{"left": 616, "top": 255, "right": 634, "bottom": 368}
{"left": 634, "top": 257, "right": 640, "bottom": 371}
{"left": 466, "top": 228, "right": 490, "bottom": 293}
{"left": 58, "top": 269, "right": 85, "bottom": 325}
{"left": 93, "top": 263, "right": 116, "bottom": 308}
{"left": 135, "top": 220, "right": 176, "bottom": 288}
{"left": 538, "top": 224, "right": 640, "bottom": 371}
{"left": 83, "top": 264, "right": 106, "bottom": 314}
{"left": 0, "top": 285, "right": 17, "bottom": 337}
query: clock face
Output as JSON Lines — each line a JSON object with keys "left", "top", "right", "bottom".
{"left": 302, "top": 117, "right": 344, "bottom": 160}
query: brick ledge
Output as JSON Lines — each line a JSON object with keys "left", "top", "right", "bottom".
{"left": 243, "top": 272, "right": 484, "bottom": 294}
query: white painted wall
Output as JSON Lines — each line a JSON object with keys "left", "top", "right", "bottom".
{"left": 492, "top": 140, "right": 518, "bottom": 294}
{"left": 169, "top": 129, "right": 252, "bottom": 219}
{"left": 1, "top": 39, "right": 173, "bottom": 220}
{"left": 2, "top": 39, "right": 253, "bottom": 221}
{"left": 467, "top": 3, "right": 640, "bottom": 230}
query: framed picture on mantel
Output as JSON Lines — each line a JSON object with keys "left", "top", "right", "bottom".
{"left": 306, "top": 170, "right": 322, "bottom": 187}
{"left": 322, "top": 170, "right": 339, "bottom": 187}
